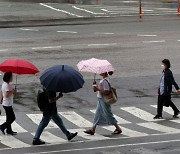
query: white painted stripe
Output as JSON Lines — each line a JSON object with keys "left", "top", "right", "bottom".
{"left": 27, "top": 114, "right": 58, "bottom": 129}
{"left": 40, "top": 3, "right": 83, "bottom": 17}
{"left": 101, "top": 9, "right": 110, "bottom": 13}
{"left": 150, "top": 105, "right": 174, "bottom": 115}
{"left": 69, "top": 129, "right": 108, "bottom": 140}
{"left": 104, "top": 126, "right": 148, "bottom": 137}
{"left": 57, "top": 31, "right": 77, "bottom": 34}
{"left": 0, "top": 116, "right": 27, "bottom": 133}
{"left": 26, "top": 139, "right": 180, "bottom": 154}
{"left": 59, "top": 111, "right": 92, "bottom": 128}
{"left": 32, "top": 46, "right": 61, "bottom": 50}
{"left": 0, "top": 135, "right": 30, "bottom": 148}
{"left": 94, "top": 32, "right": 114, "bottom": 35}
{"left": 177, "top": 40, "right": 180, "bottom": 42}
{"left": 20, "top": 28, "right": 39, "bottom": 31}
{"left": 72, "top": 6, "right": 105, "bottom": 15}
{"left": 0, "top": 49, "right": 8, "bottom": 52}
{"left": 121, "top": 107, "right": 161, "bottom": 122}
{"left": 88, "top": 43, "right": 117, "bottom": 46}
{"left": 143, "top": 40, "right": 165, "bottom": 43}
{"left": 137, "top": 34, "right": 157, "bottom": 37}
{"left": 32, "top": 131, "right": 66, "bottom": 144}
{"left": 138, "top": 122, "right": 180, "bottom": 133}
{"left": 90, "top": 110, "right": 130, "bottom": 124}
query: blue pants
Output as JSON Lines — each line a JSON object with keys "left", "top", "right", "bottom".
{"left": 34, "top": 113, "right": 70, "bottom": 140}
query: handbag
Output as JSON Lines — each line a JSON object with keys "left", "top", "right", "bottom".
{"left": 103, "top": 79, "right": 118, "bottom": 105}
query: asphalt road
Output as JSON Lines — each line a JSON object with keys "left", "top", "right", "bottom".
{"left": 0, "top": 18, "right": 180, "bottom": 153}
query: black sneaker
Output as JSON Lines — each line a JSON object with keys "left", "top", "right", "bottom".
{"left": 153, "top": 115, "right": 163, "bottom": 119}
{"left": 7, "top": 131, "right": 17, "bottom": 136}
{"left": 67, "top": 132, "right": 78, "bottom": 141}
{"left": 32, "top": 139, "right": 45, "bottom": 145}
{"left": 173, "top": 111, "right": 180, "bottom": 118}
{"left": 0, "top": 125, "right": 5, "bottom": 135}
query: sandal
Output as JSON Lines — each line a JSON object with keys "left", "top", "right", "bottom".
{"left": 112, "top": 129, "right": 122, "bottom": 135}
{"left": 84, "top": 129, "right": 95, "bottom": 135}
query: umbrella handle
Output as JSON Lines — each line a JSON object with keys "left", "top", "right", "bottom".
{"left": 93, "top": 73, "right": 96, "bottom": 84}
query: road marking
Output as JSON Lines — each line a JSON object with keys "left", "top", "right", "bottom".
{"left": 88, "top": 43, "right": 117, "bottom": 46}
{"left": 150, "top": 105, "right": 174, "bottom": 115}
{"left": 27, "top": 114, "right": 58, "bottom": 129}
{"left": 94, "top": 32, "right": 114, "bottom": 35}
{"left": 26, "top": 139, "right": 180, "bottom": 153}
{"left": 31, "top": 131, "right": 66, "bottom": 144}
{"left": 32, "top": 46, "right": 61, "bottom": 50}
{"left": 121, "top": 107, "right": 162, "bottom": 122}
{"left": 19, "top": 28, "right": 39, "bottom": 31}
{"left": 138, "top": 122, "right": 180, "bottom": 133}
{"left": 0, "top": 116, "right": 27, "bottom": 133}
{"left": 57, "top": 31, "right": 77, "bottom": 34}
{"left": 69, "top": 129, "right": 108, "bottom": 140}
{"left": 177, "top": 40, "right": 180, "bottom": 42}
{"left": 104, "top": 126, "right": 148, "bottom": 137}
{"left": 40, "top": 3, "right": 83, "bottom": 17}
{"left": 72, "top": 6, "right": 105, "bottom": 15}
{"left": 142, "top": 40, "right": 165, "bottom": 43}
{"left": 0, "top": 135, "right": 30, "bottom": 148}
{"left": 90, "top": 110, "right": 131, "bottom": 124}
{"left": 59, "top": 111, "right": 92, "bottom": 128}
{"left": 137, "top": 34, "right": 157, "bottom": 37}
{"left": 0, "top": 49, "right": 8, "bottom": 52}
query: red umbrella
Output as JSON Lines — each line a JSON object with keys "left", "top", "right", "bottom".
{"left": 0, "top": 58, "right": 39, "bottom": 85}
{"left": 0, "top": 58, "right": 39, "bottom": 75}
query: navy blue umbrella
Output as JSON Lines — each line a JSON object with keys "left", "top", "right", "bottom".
{"left": 40, "top": 65, "right": 84, "bottom": 93}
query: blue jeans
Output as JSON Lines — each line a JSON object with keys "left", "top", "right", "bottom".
{"left": 34, "top": 113, "right": 70, "bottom": 140}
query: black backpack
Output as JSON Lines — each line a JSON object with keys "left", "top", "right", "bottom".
{"left": 37, "top": 90, "right": 49, "bottom": 111}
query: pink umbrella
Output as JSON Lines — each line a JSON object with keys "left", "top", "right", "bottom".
{"left": 77, "top": 58, "right": 114, "bottom": 80}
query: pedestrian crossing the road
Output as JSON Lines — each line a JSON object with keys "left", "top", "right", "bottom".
{"left": 0, "top": 104, "right": 180, "bottom": 149}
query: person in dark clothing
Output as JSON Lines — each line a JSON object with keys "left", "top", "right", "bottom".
{"left": 33, "top": 89, "right": 78, "bottom": 145}
{"left": 154, "top": 59, "right": 180, "bottom": 119}
{"left": 0, "top": 72, "right": 17, "bottom": 135}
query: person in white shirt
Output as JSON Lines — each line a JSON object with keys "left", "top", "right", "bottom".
{"left": 0, "top": 72, "right": 17, "bottom": 135}
{"left": 84, "top": 71, "right": 122, "bottom": 135}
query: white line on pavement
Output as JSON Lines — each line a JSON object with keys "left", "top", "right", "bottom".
{"left": 94, "top": 32, "right": 114, "bottom": 35}
{"left": 177, "top": 40, "right": 180, "bottom": 42}
{"left": 88, "top": 43, "right": 117, "bottom": 46}
{"left": 142, "top": 40, "right": 165, "bottom": 43}
{"left": 0, "top": 49, "right": 8, "bottom": 52}
{"left": 32, "top": 46, "right": 61, "bottom": 50}
{"left": 40, "top": 3, "right": 83, "bottom": 17}
{"left": 72, "top": 5, "right": 105, "bottom": 15}
{"left": 20, "top": 28, "right": 39, "bottom": 31}
{"left": 57, "top": 31, "right": 77, "bottom": 34}
{"left": 26, "top": 139, "right": 180, "bottom": 154}
{"left": 137, "top": 34, "right": 157, "bottom": 37}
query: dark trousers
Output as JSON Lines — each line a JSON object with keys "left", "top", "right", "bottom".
{"left": 1, "top": 106, "right": 16, "bottom": 133}
{"left": 157, "top": 94, "right": 179, "bottom": 116}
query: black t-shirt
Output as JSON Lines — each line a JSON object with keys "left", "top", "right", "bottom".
{"left": 43, "top": 91, "right": 57, "bottom": 116}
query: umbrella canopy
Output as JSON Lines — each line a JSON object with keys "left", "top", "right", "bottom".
{"left": 77, "top": 58, "right": 114, "bottom": 74}
{"left": 40, "top": 65, "right": 84, "bottom": 93}
{"left": 0, "top": 58, "right": 39, "bottom": 75}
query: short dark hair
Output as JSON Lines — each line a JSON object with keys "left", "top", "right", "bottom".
{"left": 3, "top": 72, "right": 13, "bottom": 83}
{"left": 162, "top": 59, "right": 171, "bottom": 68}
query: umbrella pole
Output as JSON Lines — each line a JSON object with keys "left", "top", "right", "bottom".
{"left": 15, "top": 75, "right": 17, "bottom": 88}
{"left": 93, "top": 73, "right": 96, "bottom": 84}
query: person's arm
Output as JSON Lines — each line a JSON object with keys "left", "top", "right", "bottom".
{"left": 93, "top": 80, "right": 111, "bottom": 95}
{"left": 48, "top": 92, "right": 63, "bottom": 104}
{"left": 4, "top": 86, "right": 16, "bottom": 98}
{"left": 169, "top": 72, "right": 179, "bottom": 91}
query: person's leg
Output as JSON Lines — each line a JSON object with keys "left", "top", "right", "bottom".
{"left": 0, "top": 106, "right": 10, "bottom": 134}
{"left": 34, "top": 115, "right": 51, "bottom": 140}
{"left": 52, "top": 113, "right": 70, "bottom": 136}
{"left": 157, "top": 95, "right": 164, "bottom": 117}
{"left": 6, "top": 106, "right": 16, "bottom": 134}
{"left": 169, "top": 100, "right": 180, "bottom": 115}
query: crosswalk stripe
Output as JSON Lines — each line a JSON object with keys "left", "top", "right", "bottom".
{"left": 0, "top": 135, "right": 30, "bottom": 148}
{"left": 69, "top": 129, "right": 109, "bottom": 140}
{"left": 121, "top": 107, "right": 162, "bottom": 122}
{"left": 59, "top": 111, "right": 92, "bottom": 128}
{"left": 27, "top": 114, "right": 58, "bottom": 129}
{"left": 151, "top": 105, "right": 174, "bottom": 115}
{"left": 0, "top": 116, "right": 27, "bottom": 133}
{"left": 31, "top": 131, "right": 66, "bottom": 144}
{"left": 137, "top": 122, "right": 180, "bottom": 133}
{"left": 103, "top": 126, "right": 148, "bottom": 137}
{"left": 90, "top": 110, "right": 131, "bottom": 124}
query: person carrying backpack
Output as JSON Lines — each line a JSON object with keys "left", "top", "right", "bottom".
{"left": 33, "top": 88, "right": 78, "bottom": 145}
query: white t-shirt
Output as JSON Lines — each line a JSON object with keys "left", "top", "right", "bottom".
{"left": 2, "top": 82, "right": 14, "bottom": 106}
{"left": 97, "top": 78, "right": 110, "bottom": 98}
